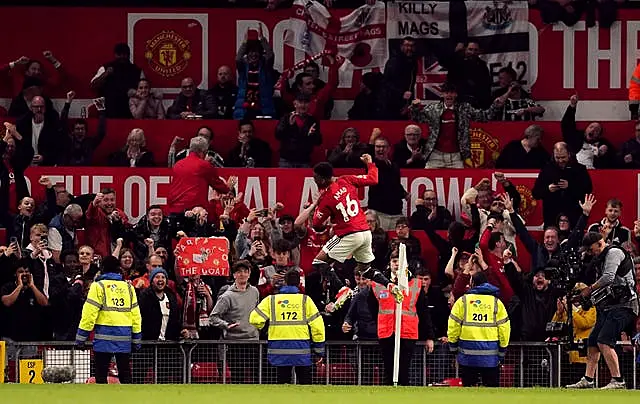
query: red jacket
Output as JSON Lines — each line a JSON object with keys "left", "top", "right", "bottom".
{"left": 167, "top": 153, "right": 230, "bottom": 214}
{"left": 371, "top": 279, "right": 422, "bottom": 339}
{"left": 477, "top": 227, "right": 514, "bottom": 304}
{"left": 85, "top": 203, "right": 129, "bottom": 257}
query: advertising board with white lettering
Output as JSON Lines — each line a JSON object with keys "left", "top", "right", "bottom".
{"left": 23, "top": 168, "right": 640, "bottom": 233}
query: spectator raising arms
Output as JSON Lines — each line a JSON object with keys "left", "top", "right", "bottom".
{"left": 409, "top": 82, "right": 503, "bottom": 169}
{"left": 275, "top": 94, "right": 321, "bottom": 168}
{"left": 234, "top": 27, "right": 276, "bottom": 120}
{"left": 59, "top": 91, "right": 106, "bottom": 166}
{"left": 90, "top": 43, "right": 143, "bottom": 119}
{"left": 562, "top": 94, "right": 615, "bottom": 169}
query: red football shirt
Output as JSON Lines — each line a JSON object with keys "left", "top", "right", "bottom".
{"left": 167, "top": 153, "right": 230, "bottom": 214}
{"left": 313, "top": 163, "right": 378, "bottom": 237}
{"left": 299, "top": 226, "right": 331, "bottom": 275}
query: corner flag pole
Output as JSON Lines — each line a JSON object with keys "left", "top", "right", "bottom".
{"left": 393, "top": 243, "right": 409, "bottom": 387}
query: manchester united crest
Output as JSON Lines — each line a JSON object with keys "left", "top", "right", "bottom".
{"left": 467, "top": 128, "right": 500, "bottom": 168}
{"left": 516, "top": 184, "right": 538, "bottom": 219}
{"left": 144, "top": 30, "right": 192, "bottom": 78}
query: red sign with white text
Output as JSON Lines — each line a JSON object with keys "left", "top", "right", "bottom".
{"left": 1, "top": 6, "right": 640, "bottom": 116}
{"left": 175, "top": 237, "right": 230, "bottom": 277}
{"left": 23, "top": 167, "right": 640, "bottom": 233}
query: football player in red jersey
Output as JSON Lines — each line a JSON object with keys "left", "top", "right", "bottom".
{"left": 309, "top": 154, "right": 404, "bottom": 302}
{"left": 311, "top": 154, "right": 377, "bottom": 273}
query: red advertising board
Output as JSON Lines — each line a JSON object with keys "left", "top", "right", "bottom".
{"left": 30, "top": 118, "right": 636, "bottom": 168}
{"left": 24, "top": 167, "right": 640, "bottom": 233}
{"left": 1, "top": 6, "right": 639, "bottom": 118}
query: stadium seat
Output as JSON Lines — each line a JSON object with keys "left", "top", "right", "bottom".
{"left": 191, "top": 362, "right": 231, "bottom": 383}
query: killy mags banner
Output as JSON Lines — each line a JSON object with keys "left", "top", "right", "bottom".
{"left": 386, "top": 1, "right": 530, "bottom": 100}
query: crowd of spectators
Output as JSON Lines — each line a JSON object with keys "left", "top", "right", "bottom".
{"left": 0, "top": 130, "right": 639, "bottom": 384}
{"left": 0, "top": 0, "right": 637, "bottom": 386}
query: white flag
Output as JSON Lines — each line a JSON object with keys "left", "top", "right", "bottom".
{"left": 285, "top": 0, "right": 387, "bottom": 69}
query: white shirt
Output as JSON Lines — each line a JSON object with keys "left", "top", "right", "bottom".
{"left": 158, "top": 294, "right": 170, "bottom": 341}
{"left": 48, "top": 227, "right": 75, "bottom": 252}
{"left": 576, "top": 142, "right": 598, "bottom": 169}
{"left": 32, "top": 120, "right": 44, "bottom": 154}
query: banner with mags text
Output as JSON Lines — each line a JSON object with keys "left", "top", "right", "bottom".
{"left": 386, "top": 1, "right": 530, "bottom": 99}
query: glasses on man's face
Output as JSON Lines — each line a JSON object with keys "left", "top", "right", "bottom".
{"left": 424, "top": 197, "right": 437, "bottom": 201}
{"left": 182, "top": 84, "right": 194, "bottom": 89}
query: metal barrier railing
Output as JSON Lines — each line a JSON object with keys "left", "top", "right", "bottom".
{"left": 2, "top": 340, "right": 638, "bottom": 387}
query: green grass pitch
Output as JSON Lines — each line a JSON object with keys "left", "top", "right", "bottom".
{"left": 1, "top": 385, "right": 640, "bottom": 404}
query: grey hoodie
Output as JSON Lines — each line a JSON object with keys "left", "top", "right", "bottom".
{"left": 209, "top": 283, "right": 260, "bottom": 340}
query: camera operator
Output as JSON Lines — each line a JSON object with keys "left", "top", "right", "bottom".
{"left": 567, "top": 232, "right": 638, "bottom": 390}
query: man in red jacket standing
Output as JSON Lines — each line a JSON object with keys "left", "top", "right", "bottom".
{"left": 168, "top": 136, "right": 234, "bottom": 214}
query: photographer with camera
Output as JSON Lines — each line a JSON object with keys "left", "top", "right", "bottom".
{"left": 566, "top": 232, "right": 638, "bottom": 390}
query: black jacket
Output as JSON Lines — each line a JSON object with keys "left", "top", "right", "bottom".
{"left": 505, "top": 263, "right": 564, "bottom": 342}
{"left": 226, "top": 138, "right": 272, "bottom": 168}
{"left": 59, "top": 103, "right": 107, "bottom": 166}
{"left": 561, "top": 105, "right": 615, "bottom": 169}
{"left": 167, "top": 90, "right": 217, "bottom": 120}
{"left": 209, "top": 83, "right": 238, "bottom": 119}
{"left": 440, "top": 52, "right": 492, "bottom": 109}
{"left": 0, "top": 139, "right": 31, "bottom": 228}
{"left": 108, "top": 148, "right": 156, "bottom": 167}
{"left": 326, "top": 143, "right": 368, "bottom": 169}
{"left": 16, "top": 112, "right": 62, "bottom": 166}
{"left": 129, "top": 214, "right": 173, "bottom": 262}
{"left": 344, "top": 287, "right": 377, "bottom": 340}
{"left": 138, "top": 287, "right": 181, "bottom": 341}
{"left": 275, "top": 114, "right": 322, "bottom": 164}
{"left": 367, "top": 158, "right": 407, "bottom": 216}
{"left": 532, "top": 160, "right": 593, "bottom": 228}
{"left": 99, "top": 59, "right": 142, "bottom": 119}
{"left": 617, "top": 137, "right": 640, "bottom": 168}
{"left": 8, "top": 95, "right": 56, "bottom": 120}
{"left": 392, "top": 138, "right": 428, "bottom": 169}
{"left": 410, "top": 205, "right": 453, "bottom": 231}
{"left": 495, "top": 140, "right": 550, "bottom": 170}
{"left": 510, "top": 211, "right": 586, "bottom": 272}
{"left": 379, "top": 53, "right": 417, "bottom": 120}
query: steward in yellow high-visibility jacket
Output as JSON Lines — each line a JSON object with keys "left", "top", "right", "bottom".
{"left": 448, "top": 272, "right": 510, "bottom": 387}
{"left": 76, "top": 256, "right": 142, "bottom": 384}
{"left": 250, "top": 269, "right": 325, "bottom": 384}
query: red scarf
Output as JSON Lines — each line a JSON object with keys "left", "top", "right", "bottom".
{"left": 182, "top": 281, "right": 198, "bottom": 334}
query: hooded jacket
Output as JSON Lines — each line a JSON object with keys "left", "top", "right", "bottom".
{"left": 209, "top": 283, "right": 260, "bottom": 340}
